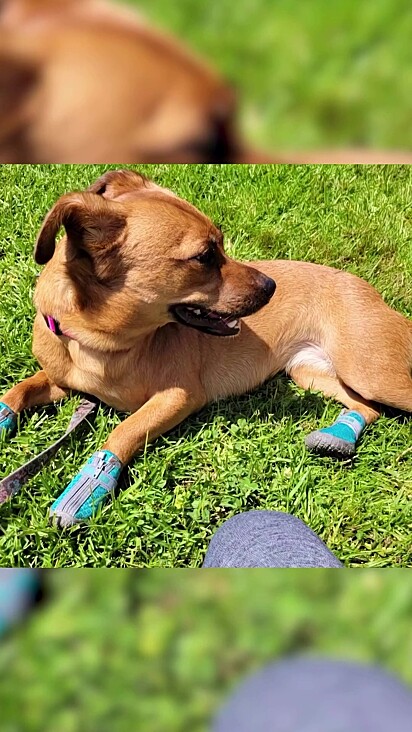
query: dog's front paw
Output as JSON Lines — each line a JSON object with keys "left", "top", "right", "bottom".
{"left": 0, "top": 403, "right": 17, "bottom": 440}
{"left": 49, "top": 450, "right": 123, "bottom": 527}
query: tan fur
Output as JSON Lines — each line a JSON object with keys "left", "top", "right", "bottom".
{"left": 1, "top": 0, "right": 412, "bottom": 164}
{"left": 0, "top": 0, "right": 239, "bottom": 163}
{"left": 2, "top": 169, "right": 412, "bottom": 466}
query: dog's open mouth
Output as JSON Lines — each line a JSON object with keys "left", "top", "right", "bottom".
{"left": 171, "top": 304, "right": 240, "bottom": 336}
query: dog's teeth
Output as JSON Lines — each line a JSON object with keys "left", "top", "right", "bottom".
{"left": 194, "top": 309, "right": 201, "bottom": 315}
{"left": 227, "top": 320, "right": 238, "bottom": 328}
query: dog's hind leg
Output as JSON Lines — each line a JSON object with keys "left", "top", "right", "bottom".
{"left": 385, "top": 381, "right": 412, "bottom": 414}
{"left": 0, "top": 371, "right": 68, "bottom": 438}
{"left": 327, "top": 308, "right": 412, "bottom": 415}
{"left": 288, "top": 364, "right": 380, "bottom": 458}
{"left": 336, "top": 367, "right": 412, "bottom": 415}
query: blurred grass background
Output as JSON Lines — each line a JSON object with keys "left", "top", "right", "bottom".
{"left": 1, "top": 570, "right": 412, "bottom": 731}
{"left": 125, "top": 0, "right": 412, "bottom": 151}
{"left": 0, "top": 164, "right": 412, "bottom": 568}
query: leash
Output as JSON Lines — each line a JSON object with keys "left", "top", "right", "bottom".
{"left": 0, "top": 399, "right": 98, "bottom": 506}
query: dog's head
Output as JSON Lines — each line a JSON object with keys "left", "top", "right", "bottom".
{"left": 34, "top": 169, "right": 275, "bottom": 343}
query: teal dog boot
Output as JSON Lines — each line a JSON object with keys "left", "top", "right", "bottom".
{"left": 50, "top": 450, "right": 123, "bottom": 527}
{"left": 0, "top": 569, "right": 40, "bottom": 637}
{"left": 0, "top": 402, "right": 17, "bottom": 439}
{"left": 305, "top": 410, "right": 366, "bottom": 458}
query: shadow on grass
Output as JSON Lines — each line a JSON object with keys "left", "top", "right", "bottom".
{"left": 1, "top": 369, "right": 410, "bottom": 539}
{"left": 163, "top": 373, "right": 411, "bottom": 444}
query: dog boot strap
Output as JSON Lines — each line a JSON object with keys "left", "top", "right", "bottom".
{"left": 326, "top": 410, "right": 366, "bottom": 441}
{"left": 50, "top": 450, "right": 123, "bottom": 527}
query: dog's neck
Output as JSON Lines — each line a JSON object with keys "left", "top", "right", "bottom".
{"left": 42, "top": 311, "right": 159, "bottom": 355}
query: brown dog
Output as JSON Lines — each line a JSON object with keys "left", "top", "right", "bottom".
{"left": 1, "top": 168, "right": 412, "bottom": 525}
{"left": 0, "top": 0, "right": 241, "bottom": 163}
{"left": 2, "top": 0, "right": 412, "bottom": 164}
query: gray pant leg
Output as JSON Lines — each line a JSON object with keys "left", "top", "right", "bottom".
{"left": 203, "top": 511, "right": 342, "bottom": 568}
{"left": 212, "top": 658, "right": 412, "bottom": 732}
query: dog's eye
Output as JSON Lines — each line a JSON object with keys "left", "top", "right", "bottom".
{"left": 193, "top": 248, "right": 216, "bottom": 266}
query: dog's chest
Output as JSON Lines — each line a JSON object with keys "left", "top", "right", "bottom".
{"left": 65, "top": 342, "right": 146, "bottom": 411}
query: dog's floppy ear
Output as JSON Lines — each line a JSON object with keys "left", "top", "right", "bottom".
{"left": 34, "top": 191, "right": 126, "bottom": 265}
{"left": 88, "top": 169, "right": 156, "bottom": 200}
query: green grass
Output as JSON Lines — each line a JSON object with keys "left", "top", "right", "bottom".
{"left": 0, "top": 163, "right": 411, "bottom": 567}
{"left": 1, "top": 571, "right": 412, "bottom": 731}
{"left": 125, "top": 0, "right": 412, "bottom": 151}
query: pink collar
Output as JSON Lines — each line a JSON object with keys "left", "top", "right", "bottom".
{"left": 44, "top": 315, "right": 131, "bottom": 353}
{"left": 44, "top": 315, "right": 71, "bottom": 339}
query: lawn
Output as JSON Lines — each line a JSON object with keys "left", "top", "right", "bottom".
{"left": 128, "top": 0, "right": 412, "bottom": 151}
{"left": 0, "top": 163, "right": 411, "bottom": 567}
{"left": 1, "top": 570, "right": 412, "bottom": 731}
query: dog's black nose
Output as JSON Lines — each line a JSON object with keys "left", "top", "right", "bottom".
{"left": 260, "top": 275, "right": 276, "bottom": 301}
